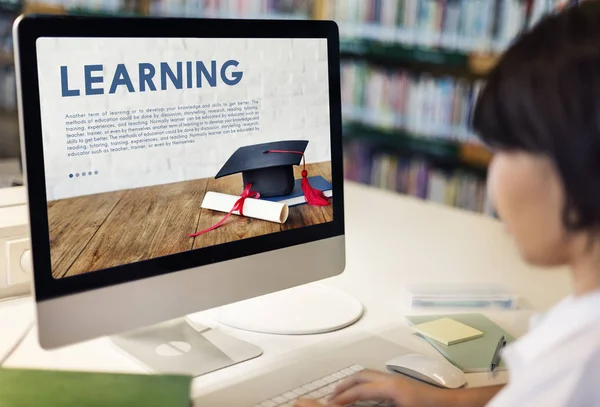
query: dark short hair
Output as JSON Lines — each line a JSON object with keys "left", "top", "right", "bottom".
{"left": 472, "top": 1, "right": 600, "bottom": 232}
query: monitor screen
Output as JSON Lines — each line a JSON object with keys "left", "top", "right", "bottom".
{"left": 35, "top": 37, "right": 333, "bottom": 280}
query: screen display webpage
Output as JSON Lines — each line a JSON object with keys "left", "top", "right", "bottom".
{"left": 36, "top": 37, "right": 332, "bottom": 279}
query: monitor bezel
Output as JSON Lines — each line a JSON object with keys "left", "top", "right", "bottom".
{"left": 15, "top": 14, "right": 344, "bottom": 302}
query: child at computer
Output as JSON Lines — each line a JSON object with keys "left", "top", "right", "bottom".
{"left": 295, "top": 2, "right": 600, "bottom": 407}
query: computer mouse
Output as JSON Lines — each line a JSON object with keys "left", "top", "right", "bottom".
{"left": 385, "top": 354, "right": 467, "bottom": 389}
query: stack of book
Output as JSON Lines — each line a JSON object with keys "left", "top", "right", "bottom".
{"left": 341, "top": 60, "right": 483, "bottom": 145}
{"left": 149, "top": 0, "right": 312, "bottom": 19}
{"left": 344, "top": 138, "right": 494, "bottom": 216}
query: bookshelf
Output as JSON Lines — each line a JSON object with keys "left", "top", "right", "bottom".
{"left": 315, "top": 0, "right": 579, "bottom": 216}
{"left": 340, "top": 39, "right": 500, "bottom": 77}
{"left": 344, "top": 122, "right": 491, "bottom": 170}
{"left": 0, "top": 0, "right": 583, "bottom": 199}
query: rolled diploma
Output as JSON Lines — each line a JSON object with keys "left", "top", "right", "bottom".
{"left": 201, "top": 191, "right": 289, "bottom": 224}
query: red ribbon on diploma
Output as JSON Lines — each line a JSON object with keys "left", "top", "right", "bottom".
{"left": 189, "top": 183, "right": 260, "bottom": 237}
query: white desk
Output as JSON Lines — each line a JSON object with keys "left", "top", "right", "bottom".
{"left": 0, "top": 181, "right": 572, "bottom": 404}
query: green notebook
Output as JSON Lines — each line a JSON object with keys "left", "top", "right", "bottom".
{"left": 0, "top": 368, "right": 192, "bottom": 407}
{"left": 406, "top": 313, "right": 516, "bottom": 373}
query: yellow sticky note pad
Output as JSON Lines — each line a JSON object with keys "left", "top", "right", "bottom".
{"left": 412, "top": 317, "right": 483, "bottom": 345}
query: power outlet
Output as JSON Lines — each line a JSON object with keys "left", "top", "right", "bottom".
{"left": 0, "top": 198, "right": 30, "bottom": 298}
{"left": 6, "top": 238, "right": 31, "bottom": 285}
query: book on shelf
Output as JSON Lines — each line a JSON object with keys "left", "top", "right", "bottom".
{"left": 327, "top": 0, "right": 531, "bottom": 53}
{"left": 344, "top": 138, "right": 493, "bottom": 216}
{"left": 19, "top": 0, "right": 313, "bottom": 17}
{"left": 25, "top": 0, "right": 131, "bottom": 13}
{"left": 149, "top": 0, "right": 312, "bottom": 19}
{"left": 0, "top": 68, "right": 16, "bottom": 111}
{"left": 0, "top": 13, "right": 16, "bottom": 111}
{"left": 328, "top": 0, "right": 587, "bottom": 54}
{"left": 341, "top": 60, "right": 484, "bottom": 145}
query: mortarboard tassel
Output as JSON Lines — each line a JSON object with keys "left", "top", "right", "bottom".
{"left": 265, "top": 149, "right": 330, "bottom": 206}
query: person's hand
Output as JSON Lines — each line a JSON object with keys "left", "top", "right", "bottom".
{"left": 293, "top": 400, "right": 332, "bottom": 407}
{"left": 294, "top": 369, "right": 446, "bottom": 407}
{"left": 331, "top": 369, "right": 445, "bottom": 406}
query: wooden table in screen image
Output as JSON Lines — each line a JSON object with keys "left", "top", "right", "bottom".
{"left": 47, "top": 162, "right": 333, "bottom": 279}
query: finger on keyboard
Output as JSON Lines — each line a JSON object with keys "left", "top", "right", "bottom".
{"left": 292, "top": 398, "right": 324, "bottom": 407}
{"left": 253, "top": 365, "right": 367, "bottom": 407}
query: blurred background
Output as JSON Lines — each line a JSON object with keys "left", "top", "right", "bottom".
{"left": 0, "top": 0, "right": 577, "bottom": 214}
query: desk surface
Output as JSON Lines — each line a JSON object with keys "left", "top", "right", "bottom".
{"left": 0, "top": 181, "right": 572, "bottom": 402}
{"left": 48, "top": 163, "right": 332, "bottom": 278}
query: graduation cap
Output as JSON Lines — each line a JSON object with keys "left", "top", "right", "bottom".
{"left": 215, "top": 140, "right": 329, "bottom": 205}
{"left": 189, "top": 140, "right": 329, "bottom": 238}
{"left": 216, "top": 140, "right": 307, "bottom": 197}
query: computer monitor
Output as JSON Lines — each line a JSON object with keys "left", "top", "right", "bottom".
{"left": 13, "top": 14, "right": 349, "bottom": 373}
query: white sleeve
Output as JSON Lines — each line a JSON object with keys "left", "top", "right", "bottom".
{"left": 565, "top": 349, "right": 600, "bottom": 407}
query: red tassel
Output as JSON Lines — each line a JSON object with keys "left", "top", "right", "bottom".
{"left": 266, "top": 149, "right": 331, "bottom": 206}
{"left": 301, "top": 169, "right": 330, "bottom": 206}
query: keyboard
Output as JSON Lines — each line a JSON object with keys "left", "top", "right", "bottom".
{"left": 252, "top": 365, "right": 394, "bottom": 407}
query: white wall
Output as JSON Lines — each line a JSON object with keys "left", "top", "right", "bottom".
{"left": 36, "top": 37, "right": 331, "bottom": 201}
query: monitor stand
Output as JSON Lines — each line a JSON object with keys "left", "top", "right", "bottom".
{"left": 110, "top": 284, "right": 363, "bottom": 376}
{"left": 110, "top": 317, "right": 263, "bottom": 377}
{"left": 215, "top": 283, "right": 364, "bottom": 335}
